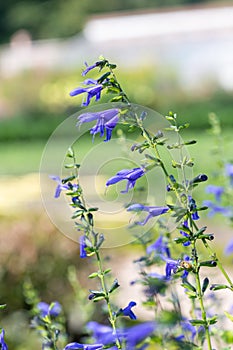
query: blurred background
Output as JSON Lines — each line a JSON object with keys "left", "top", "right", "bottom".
{"left": 0, "top": 0, "right": 233, "bottom": 348}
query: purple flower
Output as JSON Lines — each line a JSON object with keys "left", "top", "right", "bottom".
{"left": 70, "top": 79, "right": 103, "bottom": 106}
{"left": 164, "top": 258, "right": 179, "bottom": 280}
{"left": 87, "top": 321, "right": 155, "bottom": 349}
{"left": 0, "top": 329, "right": 8, "bottom": 350}
{"left": 146, "top": 235, "right": 170, "bottom": 257}
{"left": 50, "top": 175, "right": 70, "bottom": 198}
{"left": 226, "top": 163, "right": 233, "bottom": 186}
{"left": 119, "top": 301, "right": 137, "bottom": 320}
{"left": 127, "top": 204, "right": 169, "bottom": 225}
{"left": 180, "top": 220, "right": 191, "bottom": 246}
{"left": 80, "top": 235, "right": 87, "bottom": 258}
{"left": 163, "top": 255, "right": 191, "bottom": 280}
{"left": 106, "top": 168, "right": 145, "bottom": 193}
{"left": 87, "top": 322, "right": 116, "bottom": 345}
{"left": 225, "top": 239, "right": 233, "bottom": 255}
{"left": 205, "top": 185, "right": 224, "bottom": 202}
{"left": 63, "top": 343, "right": 103, "bottom": 350}
{"left": 203, "top": 200, "right": 232, "bottom": 217}
{"left": 178, "top": 319, "right": 197, "bottom": 342}
{"left": 126, "top": 322, "right": 156, "bottom": 348}
{"left": 77, "top": 108, "right": 119, "bottom": 142}
{"left": 82, "top": 62, "right": 99, "bottom": 76}
{"left": 37, "top": 301, "right": 62, "bottom": 318}
{"left": 87, "top": 322, "right": 121, "bottom": 348}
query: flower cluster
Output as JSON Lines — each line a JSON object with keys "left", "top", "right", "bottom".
{"left": 2, "top": 58, "right": 231, "bottom": 350}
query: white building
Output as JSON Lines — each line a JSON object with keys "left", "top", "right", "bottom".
{"left": 1, "top": 3, "right": 233, "bottom": 89}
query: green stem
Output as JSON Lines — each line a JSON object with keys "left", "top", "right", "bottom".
{"left": 95, "top": 250, "right": 122, "bottom": 349}
{"left": 203, "top": 239, "right": 233, "bottom": 290}
{"left": 194, "top": 260, "right": 212, "bottom": 350}
{"left": 69, "top": 147, "right": 122, "bottom": 348}
{"left": 190, "top": 217, "right": 212, "bottom": 349}
{"left": 107, "top": 62, "right": 131, "bottom": 105}
{"left": 192, "top": 221, "right": 233, "bottom": 290}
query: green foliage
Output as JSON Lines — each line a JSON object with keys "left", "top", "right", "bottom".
{"left": 0, "top": 64, "right": 233, "bottom": 142}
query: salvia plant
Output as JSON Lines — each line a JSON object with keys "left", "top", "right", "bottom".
{"left": 1, "top": 57, "right": 233, "bottom": 350}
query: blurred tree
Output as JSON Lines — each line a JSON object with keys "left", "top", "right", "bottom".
{"left": 1, "top": 0, "right": 86, "bottom": 43}
{"left": 0, "top": 0, "right": 222, "bottom": 43}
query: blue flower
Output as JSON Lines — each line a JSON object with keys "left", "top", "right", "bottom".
{"left": 0, "top": 329, "right": 8, "bottom": 350}
{"left": 146, "top": 235, "right": 170, "bottom": 257}
{"left": 70, "top": 79, "right": 103, "bottom": 106}
{"left": 203, "top": 200, "right": 232, "bottom": 217}
{"left": 63, "top": 343, "right": 103, "bottom": 350}
{"left": 119, "top": 301, "right": 137, "bottom": 320}
{"left": 226, "top": 163, "right": 233, "bottom": 186}
{"left": 80, "top": 235, "right": 87, "bottom": 258}
{"left": 179, "top": 220, "right": 191, "bottom": 246}
{"left": 106, "top": 168, "right": 145, "bottom": 193}
{"left": 77, "top": 108, "right": 119, "bottom": 142}
{"left": 37, "top": 301, "right": 62, "bottom": 318}
{"left": 205, "top": 185, "right": 224, "bottom": 202}
{"left": 127, "top": 204, "right": 169, "bottom": 225}
{"left": 225, "top": 239, "right": 233, "bottom": 255}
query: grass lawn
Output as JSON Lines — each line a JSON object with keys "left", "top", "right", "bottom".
{"left": 0, "top": 129, "right": 232, "bottom": 176}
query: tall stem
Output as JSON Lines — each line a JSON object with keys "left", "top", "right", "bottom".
{"left": 192, "top": 220, "right": 233, "bottom": 290}
{"left": 95, "top": 250, "right": 122, "bottom": 349}
{"left": 192, "top": 241, "right": 213, "bottom": 350}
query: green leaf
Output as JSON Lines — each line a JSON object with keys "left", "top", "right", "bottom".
{"left": 181, "top": 279, "right": 196, "bottom": 292}
{"left": 144, "top": 154, "right": 159, "bottom": 161}
{"left": 178, "top": 123, "right": 190, "bottom": 130}
{"left": 106, "top": 86, "right": 120, "bottom": 94}
{"left": 93, "top": 296, "right": 105, "bottom": 302}
{"left": 111, "top": 95, "right": 124, "bottom": 102}
{"left": 89, "top": 290, "right": 105, "bottom": 297}
{"left": 190, "top": 319, "right": 206, "bottom": 326}
{"left": 184, "top": 140, "right": 197, "bottom": 145}
{"left": 221, "top": 330, "right": 233, "bottom": 344}
{"left": 62, "top": 175, "right": 75, "bottom": 183}
{"left": 174, "top": 237, "right": 190, "bottom": 244}
{"left": 186, "top": 291, "right": 197, "bottom": 299}
{"left": 106, "top": 62, "right": 117, "bottom": 69}
{"left": 89, "top": 207, "right": 99, "bottom": 212}
{"left": 172, "top": 160, "right": 181, "bottom": 168}
{"left": 98, "top": 71, "right": 111, "bottom": 83}
{"left": 224, "top": 311, "right": 233, "bottom": 323}
{"left": 0, "top": 304, "right": 6, "bottom": 309}
{"left": 208, "top": 315, "right": 218, "bottom": 325}
{"left": 88, "top": 272, "right": 99, "bottom": 279}
{"left": 177, "top": 225, "right": 192, "bottom": 234}
{"left": 66, "top": 147, "right": 74, "bottom": 158}
{"left": 104, "top": 268, "right": 111, "bottom": 275}
{"left": 165, "top": 116, "right": 175, "bottom": 121}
